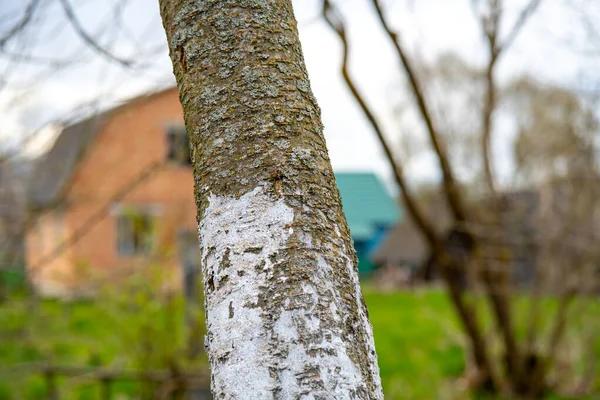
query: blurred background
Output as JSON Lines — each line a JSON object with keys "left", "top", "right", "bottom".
{"left": 1, "top": 0, "right": 599, "bottom": 398}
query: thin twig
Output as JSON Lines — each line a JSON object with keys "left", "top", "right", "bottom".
{"left": 321, "top": 0, "right": 439, "bottom": 249}
{"left": 0, "top": 0, "right": 42, "bottom": 48}
{"left": 57, "top": 0, "right": 135, "bottom": 67}
{"left": 499, "top": 0, "right": 543, "bottom": 54}
{"left": 478, "top": 0, "right": 544, "bottom": 196}
{"left": 370, "top": 0, "right": 467, "bottom": 223}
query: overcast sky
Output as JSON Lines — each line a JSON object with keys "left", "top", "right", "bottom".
{"left": 0, "top": 0, "right": 596, "bottom": 190}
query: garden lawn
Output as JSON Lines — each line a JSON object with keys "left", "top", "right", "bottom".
{"left": 0, "top": 289, "right": 598, "bottom": 399}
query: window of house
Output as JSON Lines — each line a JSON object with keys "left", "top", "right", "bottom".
{"left": 166, "top": 125, "right": 192, "bottom": 166}
{"left": 116, "top": 208, "right": 155, "bottom": 256}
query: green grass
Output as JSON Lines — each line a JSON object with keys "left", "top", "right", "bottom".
{"left": 0, "top": 288, "right": 598, "bottom": 399}
{"left": 364, "top": 289, "right": 469, "bottom": 399}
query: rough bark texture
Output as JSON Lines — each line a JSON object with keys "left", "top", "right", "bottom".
{"left": 159, "top": 1, "right": 383, "bottom": 398}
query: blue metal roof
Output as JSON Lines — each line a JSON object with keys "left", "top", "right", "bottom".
{"left": 334, "top": 172, "right": 401, "bottom": 241}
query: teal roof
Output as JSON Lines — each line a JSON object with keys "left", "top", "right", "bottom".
{"left": 334, "top": 172, "right": 401, "bottom": 241}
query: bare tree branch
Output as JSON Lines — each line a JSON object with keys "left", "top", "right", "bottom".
{"left": 479, "top": 0, "right": 501, "bottom": 195}
{"left": 324, "top": 1, "right": 498, "bottom": 390}
{"left": 478, "top": 0, "right": 544, "bottom": 195}
{"left": 322, "top": 0, "right": 438, "bottom": 249}
{"left": 500, "top": 0, "right": 543, "bottom": 54}
{"left": 473, "top": 5, "right": 545, "bottom": 384}
{"left": 370, "top": 0, "right": 468, "bottom": 224}
{"left": 58, "top": 0, "right": 135, "bottom": 68}
{"left": 0, "top": 0, "right": 42, "bottom": 49}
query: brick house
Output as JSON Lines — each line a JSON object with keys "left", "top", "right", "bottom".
{"left": 26, "top": 87, "right": 197, "bottom": 296}
{"left": 25, "top": 87, "right": 400, "bottom": 296}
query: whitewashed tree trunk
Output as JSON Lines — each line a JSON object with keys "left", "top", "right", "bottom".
{"left": 159, "top": 1, "right": 383, "bottom": 398}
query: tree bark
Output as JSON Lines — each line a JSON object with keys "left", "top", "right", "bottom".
{"left": 159, "top": 1, "right": 383, "bottom": 398}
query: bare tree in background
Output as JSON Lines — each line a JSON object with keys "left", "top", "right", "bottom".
{"left": 324, "top": 0, "right": 600, "bottom": 397}
{"left": 159, "top": 0, "right": 383, "bottom": 398}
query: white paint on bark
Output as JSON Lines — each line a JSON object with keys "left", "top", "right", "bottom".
{"left": 198, "top": 186, "right": 381, "bottom": 399}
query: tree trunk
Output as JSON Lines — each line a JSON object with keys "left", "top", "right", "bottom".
{"left": 159, "top": 1, "right": 383, "bottom": 398}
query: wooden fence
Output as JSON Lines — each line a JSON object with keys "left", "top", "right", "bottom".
{"left": 1, "top": 362, "right": 211, "bottom": 400}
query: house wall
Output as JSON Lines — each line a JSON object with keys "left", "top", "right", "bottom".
{"left": 29, "top": 89, "right": 199, "bottom": 293}
{"left": 25, "top": 209, "right": 75, "bottom": 296}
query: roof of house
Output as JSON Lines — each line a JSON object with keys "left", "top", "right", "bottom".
{"left": 334, "top": 172, "right": 400, "bottom": 241}
{"left": 27, "top": 87, "right": 177, "bottom": 210}
{"left": 28, "top": 115, "right": 107, "bottom": 209}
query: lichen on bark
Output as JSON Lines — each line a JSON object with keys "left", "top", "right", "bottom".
{"left": 159, "top": 0, "right": 383, "bottom": 398}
